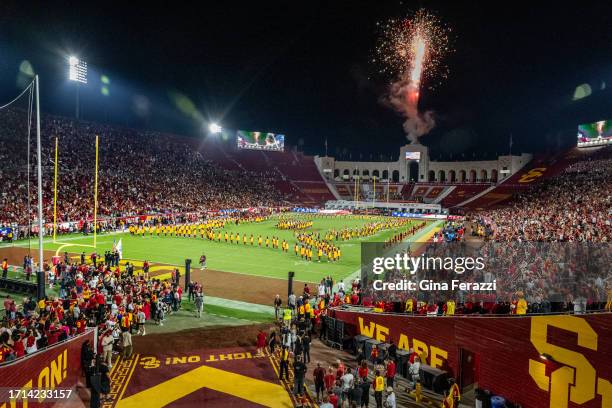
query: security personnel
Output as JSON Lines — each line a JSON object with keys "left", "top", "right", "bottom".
{"left": 283, "top": 308, "right": 292, "bottom": 324}
{"left": 374, "top": 370, "right": 385, "bottom": 407}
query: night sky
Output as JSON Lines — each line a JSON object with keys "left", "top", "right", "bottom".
{"left": 1, "top": 1, "right": 611, "bottom": 160}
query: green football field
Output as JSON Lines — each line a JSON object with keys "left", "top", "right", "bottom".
{"left": 9, "top": 214, "right": 437, "bottom": 283}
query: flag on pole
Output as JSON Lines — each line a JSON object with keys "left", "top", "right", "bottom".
{"left": 113, "top": 238, "right": 123, "bottom": 260}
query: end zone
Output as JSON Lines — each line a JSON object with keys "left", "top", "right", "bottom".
{"left": 106, "top": 346, "right": 295, "bottom": 408}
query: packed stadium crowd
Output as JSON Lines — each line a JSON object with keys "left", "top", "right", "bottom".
{"left": 471, "top": 147, "right": 611, "bottom": 242}
{"left": 0, "top": 109, "right": 287, "bottom": 231}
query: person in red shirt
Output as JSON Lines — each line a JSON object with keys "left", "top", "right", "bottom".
{"left": 324, "top": 367, "right": 336, "bottom": 391}
{"left": 12, "top": 333, "right": 25, "bottom": 358}
{"left": 385, "top": 359, "right": 396, "bottom": 388}
{"left": 96, "top": 291, "right": 105, "bottom": 306}
{"left": 256, "top": 329, "right": 267, "bottom": 356}
{"left": 327, "top": 390, "right": 338, "bottom": 408}
{"left": 335, "top": 360, "right": 345, "bottom": 380}
{"left": 358, "top": 360, "right": 368, "bottom": 381}
{"left": 370, "top": 345, "right": 379, "bottom": 364}
{"left": 76, "top": 315, "right": 87, "bottom": 334}
{"left": 47, "top": 327, "right": 60, "bottom": 345}
{"left": 313, "top": 362, "right": 326, "bottom": 403}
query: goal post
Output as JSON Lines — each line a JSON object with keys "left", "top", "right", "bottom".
{"left": 52, "top": 134, "right": 100, "bottom": 257}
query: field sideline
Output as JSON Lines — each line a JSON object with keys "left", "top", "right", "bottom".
{"left": 5, "top": 214, "right": 434, "bottom": 283}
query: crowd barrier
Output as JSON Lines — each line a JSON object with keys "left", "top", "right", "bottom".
{"left": 0, "top": 329, "right": 96, "bottom": 407}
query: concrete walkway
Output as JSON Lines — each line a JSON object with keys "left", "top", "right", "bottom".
{"left": 204, "top": 295, "right": 275, "bottom": 315}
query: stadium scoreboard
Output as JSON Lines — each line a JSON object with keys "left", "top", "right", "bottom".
{"left": 236, "top": 130, "right": 285, "bottom": 151}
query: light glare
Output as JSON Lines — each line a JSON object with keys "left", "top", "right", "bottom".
{"left": 209, "top": 123, "right": 222, "bottom": 134}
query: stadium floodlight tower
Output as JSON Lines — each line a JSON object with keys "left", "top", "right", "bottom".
{"left": 68, "top": 56, "right": 87, "bottom": 119}
{"left": 209, "top": 122, "right": 222, "bottom": 134}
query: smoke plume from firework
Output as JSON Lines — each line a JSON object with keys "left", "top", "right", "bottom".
{"left": 374, "top": 10, "right": 452, "bottom": 144}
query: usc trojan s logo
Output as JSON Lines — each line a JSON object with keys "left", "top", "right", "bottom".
{"left": 529, "top": 316, "right": 612, "bottom": 408}
{"left": 518, "top": 167, "right": 547, "bottom": 183}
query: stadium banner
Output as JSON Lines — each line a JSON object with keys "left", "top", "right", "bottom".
{"left": 391, "top": 211, "right": 447, "bottom": 219}
{"left": 332, "top": 309, "right": 612, "bottom": 408}
{"left": 0, "top": 329, "right": 95, "bottom": 407}
{"left": 292, "top": 207, "right": 319, "bottom": 213}
{"left": 236, "top": 130, "right": 285, "bottom": 151}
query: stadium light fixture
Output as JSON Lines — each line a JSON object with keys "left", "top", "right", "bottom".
{"left": 68, "top": 56, "right": 88, "bottom": 84}
{"left": 68, "top": 56, "right": 87, "bottom": 119}
{"left": 209, "top": 122, "right": 222, "bottom": 134}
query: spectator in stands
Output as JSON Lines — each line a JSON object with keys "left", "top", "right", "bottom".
{"left": 0, "top": 108, "right": 291, "bottom": 229}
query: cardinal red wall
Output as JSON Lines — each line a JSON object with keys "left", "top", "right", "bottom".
{"left": 333, "top": 310, "right": 612, "bottom": 408}
{"left": 0, "top": 330, "right": 95, "bottom": 407}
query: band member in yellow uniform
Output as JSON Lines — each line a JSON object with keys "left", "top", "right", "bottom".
{"left": 243, "top": 234, "right": 247, "bottom": 245}
{"left": 258, "top": 235, "right": 263, "bottom": 247}
{"left": 317, "top": 248, "right": 323, "bottom": 262}
{"left": 224, "top": 232, "right": 229, "bottom": 243}
{"left": 250, "top": 234, "right": 254, "bottom": 245}
{"left": 265, "top": 236, "right": 270, "bottom": 248}
{"left": 449, "top": 378, "right": 460, "bottom": 405}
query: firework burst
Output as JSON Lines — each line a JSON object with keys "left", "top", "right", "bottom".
{"left": 374, "top": 9, "right": 452, "bottom": 89}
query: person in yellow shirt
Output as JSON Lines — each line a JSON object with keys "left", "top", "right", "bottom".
{"left": 414, "top": 380, "right": 423, "bottom": 403}
{"left": 243, "top": 234, "right": 247, "bottom": 245}
{"left": 516, "top": 291, "right": 528, "bottom": 315}
{"left": 258, "top": 236, "right": 262, "bottom": 247}
{"left": 374, "top": 370, "right": 385, "bottom": 407}
{"left": 250, "top": 234, "right": 254, "bottom": 245}
{"left": 317, "top": 248, "right": 323, "bottom": 262}
{"left": 446, "top": 299, "right": 455, "bottom": 316}
{"left": 236, "top": 233, "right": 240, "bottom": 244}
{"left": 405, "top": 298, "right": 414, "bottom": 313}
{"left": 224, "top": 232, "right": 229, "bottom": 243}
{"left": 265, "top": 237, "right": 270, "bottom": 248}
